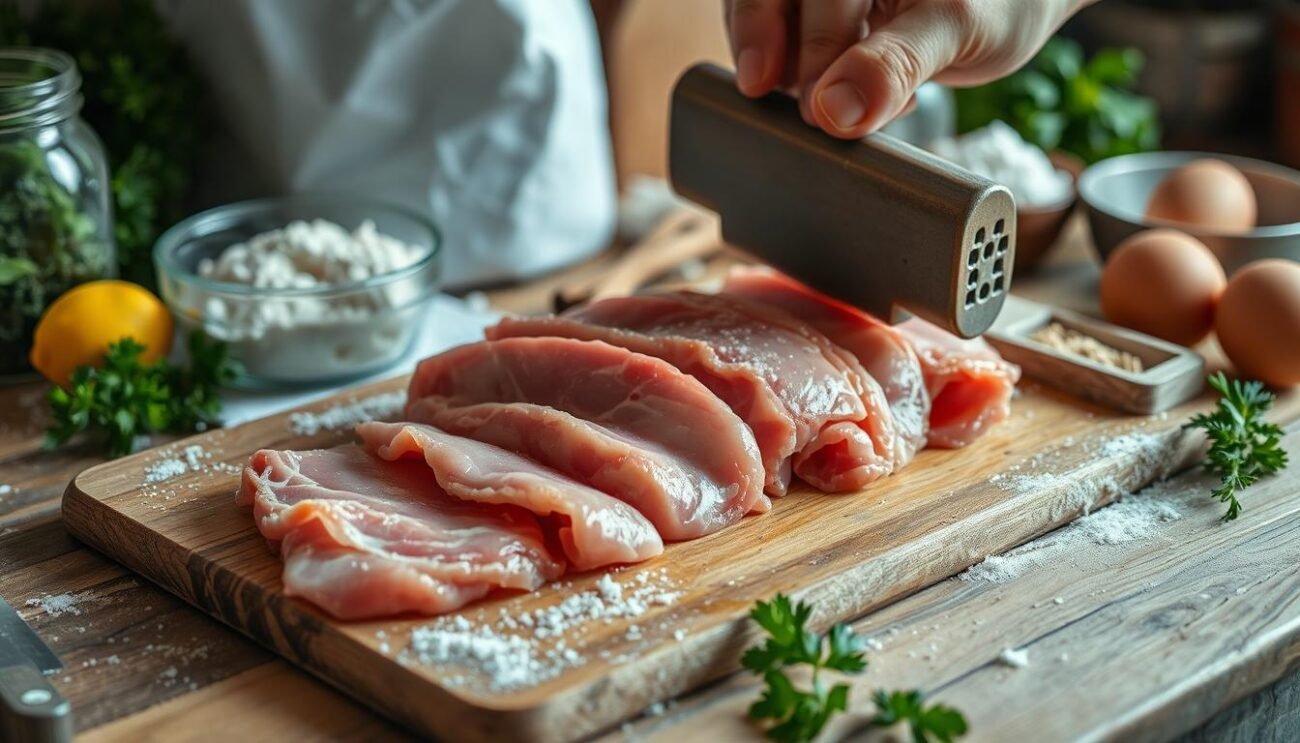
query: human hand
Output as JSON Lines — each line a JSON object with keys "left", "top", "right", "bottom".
{"left": 723, "top": 0, "right": 1095, "bottom": 138}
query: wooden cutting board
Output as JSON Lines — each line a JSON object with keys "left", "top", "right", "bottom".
{"left": 60, "top": 376, "right": 1299, "bottom": 742}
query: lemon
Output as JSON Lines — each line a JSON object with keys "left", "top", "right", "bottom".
{"left": 30, "top": 279, "right": 174, "bottom": 385}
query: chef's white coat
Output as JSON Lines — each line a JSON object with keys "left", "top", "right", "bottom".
{"left": 158, "top": 0, "right": 616, "bottom": 287}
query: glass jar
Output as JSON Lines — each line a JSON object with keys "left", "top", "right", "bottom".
{"left": 0, "top": 47, "right": 114, "bottom": 377}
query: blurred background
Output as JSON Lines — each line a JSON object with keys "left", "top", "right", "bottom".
{"left": 2, "top": 0, "right": 1296, "bottom": 294}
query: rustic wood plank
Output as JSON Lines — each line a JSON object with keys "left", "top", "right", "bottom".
{"left": 611, "top": 425, "right": 1300, "bottom": 743}
{"left": 78, "top": 662, "right": 408, "bottom": 743}
{"left": 0, "top": 520, "right": 273, "bottom": 732}
{"left": 58, "top": 367, "right": 1300, "bottom": 741}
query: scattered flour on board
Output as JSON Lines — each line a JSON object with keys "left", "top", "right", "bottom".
{"left": 961, "top": 476, "right": 1198, "bottom": 584}
{"left": 25, "top": 590, "right": 97, "bottom": 617}
{"left": 401, "top": 569, "right": 681, "bottom": 691}
{"left": 288, "top": 391, "right": 407, "bottom": 435}
{"left": 143, "top": 444, "right": 240, "bottom": 484}
{"left": 989, "top": 429, "right": 1170, "bottom": 499}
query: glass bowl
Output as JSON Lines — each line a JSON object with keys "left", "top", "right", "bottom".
{"left": 154, "top": 194, "right": 441, "bottom": 389}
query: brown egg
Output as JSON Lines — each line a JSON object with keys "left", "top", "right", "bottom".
{"left": 1145, "top": 159, "right": 1257, "bottom": 233}
{"left": 1100, "top": 229, "right": 1227, "bottom": 346}
{"left": 1214, "top": 259, "right": 1300, "bottom": 386}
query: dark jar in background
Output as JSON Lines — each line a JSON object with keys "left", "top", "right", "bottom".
{"left": 0, "top": 47, "right": 114, "bottom": 378}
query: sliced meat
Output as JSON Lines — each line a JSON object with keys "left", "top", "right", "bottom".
{"left": 238, "top": 446, "right": 563, "bottom": 619}
{"left": 490, "top": 292, "right": 896, "bottom": 493}
{"left": 484, "top": 316, "right": 798, "bottom": 495}
{"left": 722, "top": 267, "right": 930, "bottom": 465}
{"left": 896, "top": 318, "right": 1021, "bottom": 448}
{"left": 406, "top": 336, "right": 768, "bottom": 534}
{"left": 407, "top": 397, "right": 766, "bottom": 541}
{"left": 356, "top": 421, "right": 664, "bottom": 570}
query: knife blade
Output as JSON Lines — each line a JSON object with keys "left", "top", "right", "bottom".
{"left": 0, "top": 596, "right": 72, "bottom": 743}
{"left": 0, "top": 598, "right": 61, "bottom": 674}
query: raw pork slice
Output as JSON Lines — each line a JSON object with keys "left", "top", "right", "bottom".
{"left": 895, "top": 318, "right": 1020, "bottom": 448}
{"left": 406, "top": 336, "right": 768, "bottom": 536}
{"left": 490, "top": 292, "right": 897, "bottom": 494}
{"left": 721, "top": 267, "right": 931, "bottom": 466}
{"left": 239, "top": 446, "right": 563, "bottom": 620}
{"left": 357, "top": 421, "right": 664, "bottom": 569}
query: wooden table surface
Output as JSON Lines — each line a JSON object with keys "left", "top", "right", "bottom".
{"left": 2, "top": 217, "right": 1298, "bottom": 742}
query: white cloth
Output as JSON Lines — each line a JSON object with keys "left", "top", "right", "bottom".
{"left": 157, "top": 0, "right": 616, "bottom": 288}
{"left": 218, "top": 293, "right": 499, "bottom": 426}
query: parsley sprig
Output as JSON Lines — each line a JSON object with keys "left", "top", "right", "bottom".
{"left": 871, "top": 690, "right": 969, "bottom": 743}
{"left": 1184, "top": 373, "right": 1289, "bottom": 522}
{"left": 742, "top": 595, "right": 968, "bottom": 743}
{"left": 45, "top": 332, "right": 239, "bottom": 456}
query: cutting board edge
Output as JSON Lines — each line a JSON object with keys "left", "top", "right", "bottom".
{"left": 57, "top": 420, "right": 1203, "bottom": 743}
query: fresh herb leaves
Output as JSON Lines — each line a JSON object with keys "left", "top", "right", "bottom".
{"left": 954, "top": 38, "right": 1160, "bottom": 164}
{"left": 46, "top": 332, "right": 239, "bottom": 456}
{"left": 742, "top": 595, "right": 866, "bottom": 742}
{"left": 870, "top": 690, "right": 969, "bottom": 743}
{"left": 0, "top": 0, "right": 208, "bottom": 288}
{"left": 0, "top": 141, "right": 110, "bottom": 374}
{"left": 742, "top": 596, "right": 968, "bottom": 743}
{"left": 1185, "top": 372, "right": 1289, "bottom": 521}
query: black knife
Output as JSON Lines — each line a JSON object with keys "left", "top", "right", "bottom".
{"left": 0, "top": 596, "right": 72, "bottom": 743}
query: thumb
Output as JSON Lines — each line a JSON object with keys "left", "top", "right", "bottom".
{"left": 809, "top": 3, "right": 967, "bottom": 139}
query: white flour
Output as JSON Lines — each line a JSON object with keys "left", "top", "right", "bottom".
{"left": 194, "top": 219, "right": 432, "bottom": 381}
{"left": 929, "top": 121, "right": 1073, "bottom": 208}
{"left": 25, "top": 590, "right": 96, "bottom": 617}
{"left": 401, "top": 569, "right": 681, "bottom": 691}
{"left": 961, "top": 477, "right": 1197, "bottom": 584}
{"left": 287, "top": 391, "right": 407, "bottom": 435}
{"left": 990, "top": 429, "right": 1169, "bottom": 499}
{"left": 143, "top": 444, "right": 240, "bottom": 484}
{"left": 998, "top": 647, "right": 1030, "bottom": 668}
{"left": 199, "top": 219, "right": 424, "bottom": 290}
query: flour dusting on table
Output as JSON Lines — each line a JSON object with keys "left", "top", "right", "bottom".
{"left": 961, "top": 477, "right": 1199, "bottom": 584}
{"left": 25, "top": 590, "right": 97, "bottom": 617}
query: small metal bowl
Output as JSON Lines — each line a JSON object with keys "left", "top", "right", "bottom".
{"left": 154, "top": 195, "right": 441, "bottom": 389}
{"left": 1079, "top": 151, "right": 1300, "bottom": 273}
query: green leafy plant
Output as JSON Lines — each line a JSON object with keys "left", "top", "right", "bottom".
{"left": 45, "top": 332, "right": 240, "bottom": 457}
{"left": 0, "top": 140, "right": 110, "bottom": 373}
{"left": 742, "top": 595, "right": 867, "bottom": 742}
{"left": 0, "top": 0, "right": 207, "bottom": 288}
{"left": 954, "top": 38, "right": 1160, "bottom": 164}
{"left": 870, "top": 690, "right": 969, "bottom": 743}
{"left": 741, "top": 595, "right": 969, "bottom": 743}
{"left": 1184, "top": 373, "right": 1289, "bottom": 522}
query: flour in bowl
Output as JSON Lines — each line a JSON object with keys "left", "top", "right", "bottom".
{"left": 930, "top": 121, "right": 1073, "bottom": 209}
{"left": 190, "top": 219, "right": 434, "bottom": 382}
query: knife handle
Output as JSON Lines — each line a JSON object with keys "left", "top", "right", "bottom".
{"left": 0, "top": 665, "right": 72, "bottom": 743}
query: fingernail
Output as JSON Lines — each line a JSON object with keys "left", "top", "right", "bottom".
{"left": 737, "top": 48, "right": 764, "bottom": 93}
{"left": 816, "top": 81, "right": 867, "bottom": 131}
